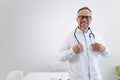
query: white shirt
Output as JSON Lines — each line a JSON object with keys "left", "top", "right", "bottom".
{"left": 57, "top": 28, "right": 109, "bottom": 80}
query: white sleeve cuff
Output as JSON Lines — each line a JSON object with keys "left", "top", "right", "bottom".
{"left": 65, "top": 48, "right": 76, "bottom": 58}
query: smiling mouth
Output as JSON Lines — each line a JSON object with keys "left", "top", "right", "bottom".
{"left": 81, "top": 23, "right": 88, "bottom": 26}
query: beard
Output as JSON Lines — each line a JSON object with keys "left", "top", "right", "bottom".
{"left": 81, "top": 23, "right": 88, "bottom": 28}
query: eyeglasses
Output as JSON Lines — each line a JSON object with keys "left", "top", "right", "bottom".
{"left": 78, "top": 16, "right": 91, "bottom": 20}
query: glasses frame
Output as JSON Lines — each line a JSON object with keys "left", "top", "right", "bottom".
{"left": 78, "top": 16, "right": 91, "bottom": 20}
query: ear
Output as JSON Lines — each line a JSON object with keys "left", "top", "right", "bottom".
{"left": 76, "top": 17, "right": 78, "bottom": 22}
{"left": 89, "top": 17, "right": 92, "bottom": 23}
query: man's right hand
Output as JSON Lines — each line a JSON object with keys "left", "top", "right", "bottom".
{"left": 72, "top": 44, "right": 84, "bottom": 54}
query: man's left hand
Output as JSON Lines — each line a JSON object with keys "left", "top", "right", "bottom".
{"left": 91, "top": 42, "right": 106, "bottom": 52}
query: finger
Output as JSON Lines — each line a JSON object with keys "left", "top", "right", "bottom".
{"left": 92, "top": 45, "right": 97, "bottom": 49}
{"left": 91, "top": 43, "right": 98, "bottom": 47}
{"left": 93, "top": 42, "right": 100, "bottom": 46}
{"left": 92, "top": 48, "right": 99, "bottom": 52}
{"left": 78, "top": 44, "right": 83, "bottom": 48}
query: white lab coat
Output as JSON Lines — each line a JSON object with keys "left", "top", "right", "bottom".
{"left": 57, "top": 28, "right": 109, "bottom": 80}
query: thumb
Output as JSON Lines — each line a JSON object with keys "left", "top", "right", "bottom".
{"left": 78, "top": 44, "right": 82, "bottom": 48}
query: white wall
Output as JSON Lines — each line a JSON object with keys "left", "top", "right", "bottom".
{"left": 0, "top": 0, "right": 120, "bottom": 80}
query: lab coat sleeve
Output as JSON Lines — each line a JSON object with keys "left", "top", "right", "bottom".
{"left": 57, "top": 34, "right": 76, "bottom": 62}
{"left": 95, "top": 32, "right": 110, "bottom": 57}
{"left": 99, "top": 46, "right": 109, "bottom": 57}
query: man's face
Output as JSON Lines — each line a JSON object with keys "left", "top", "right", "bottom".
{"left": 76, "top": 9, "right": 92, "bottom": 31}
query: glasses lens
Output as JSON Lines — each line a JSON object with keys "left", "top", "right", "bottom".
{"left": 78, "top": 16, "right": 91, "bottom": 19}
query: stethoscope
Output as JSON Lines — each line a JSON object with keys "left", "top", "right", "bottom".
{"left": 74, "top": 26, "right": 95, "bottom": 80}
{"left": 74, "top": 26, "right": 95, "bottom": 44}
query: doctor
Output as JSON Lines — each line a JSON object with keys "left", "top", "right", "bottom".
{"left": 57, "top": 7, "right": 109, "bottom": 80}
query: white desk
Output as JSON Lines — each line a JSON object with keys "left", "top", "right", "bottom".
{"left": 23, "top": 72, "right": 70, "bottom": 80}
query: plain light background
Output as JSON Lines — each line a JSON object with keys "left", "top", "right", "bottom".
{"left": 0, "top": 0, "right": 120, "bottom": 80}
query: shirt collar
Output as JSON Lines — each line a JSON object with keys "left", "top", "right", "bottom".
{"left": 76, "top": 27, "right": 91, "bottom": 34}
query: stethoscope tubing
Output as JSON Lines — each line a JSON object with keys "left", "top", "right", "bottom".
{"left": 74, "top": 27, "right": 95, "bottom": 44}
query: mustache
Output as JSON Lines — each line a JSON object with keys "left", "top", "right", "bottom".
{"left": 82, "top": 21, "right": 88, "bottom": 23}
{"left": 81, "top": 21, "right": 89, "bottom": 24}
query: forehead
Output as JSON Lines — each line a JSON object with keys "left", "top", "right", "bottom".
{"left": 78, "top": 9, "right": 91, "bottom": 16}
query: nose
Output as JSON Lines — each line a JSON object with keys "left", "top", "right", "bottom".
{"left": 82, "top": 17, "right": 87, "bottom": 21}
